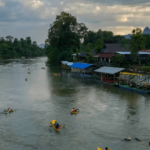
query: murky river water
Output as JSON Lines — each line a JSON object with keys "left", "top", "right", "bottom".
{"left": 0, "top": 57, "right": 150, "bottom": 150}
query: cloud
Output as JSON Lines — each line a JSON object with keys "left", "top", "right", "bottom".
{"left": 0, "top": 0, "right": 150, "bottom": 44}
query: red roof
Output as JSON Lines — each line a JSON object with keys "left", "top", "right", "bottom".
{"left": 98, "top": 54, "right": 114, "bottom": 58}
{"left": 140, "top": 50, "right": 150, "bottom": 53}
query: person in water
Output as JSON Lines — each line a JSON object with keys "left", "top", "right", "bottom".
{"left": 54, "top": 122, "right": 59, "bottom": 129}
{"left": 105, "top": 147, "right": 108, "bottom": 150}
{"left": 8, "top": 107, "right": 11, "bottom": 112}
{"left": 56, "top": 123, "right": 59, "bottom": 129}
{"left": 72, "top": 108, "right": 77, "bottom": 112}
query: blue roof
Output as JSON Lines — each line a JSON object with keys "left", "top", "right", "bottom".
{"left": 69, "top": 62, "right": 92, "bottom": 69}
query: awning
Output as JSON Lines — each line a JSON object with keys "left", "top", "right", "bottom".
{"left": 120, "top": 72, "right": 143, "bottom": 76}
{"left": 94, "top": 66, "right": 125, "bottom": 74}
{"left": 61, "top": 61, "right": 68, "bottom": 65}
{"left": 69, "top": 62, "right": 92, "bottom": 69}
{"left": 66, "top": 62, "right": 73, "bottom": 66}
{"left": 116, "top": 51, "right": 150, "bottom": 55}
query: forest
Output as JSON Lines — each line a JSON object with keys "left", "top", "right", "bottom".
{"left": 0, "top": 36, "right": 45, "bottom": 60}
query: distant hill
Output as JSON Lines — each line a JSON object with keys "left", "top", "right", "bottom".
{"left": 39, "top": 44, "right": 45, "bottom": 48}
{"left": 124, "top": 34, "right": 132, "bottom": 39}
{"left": 143, "top": 27, "right": 150, "bottom": 34}
{"left": 124, "top": 27, "right": 150, "bottom": 39}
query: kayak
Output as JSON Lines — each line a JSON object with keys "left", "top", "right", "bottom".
{"left": 53, "top": 73, "right": 61, "bottom": 76}
{"left": 53, "top": 73, "right": 58, "bottom": 76}
{"left": 70, "top": 109, "right": 78, "bottom": 114}
{"left": 97, "top": 147, "right": 111, "bottom": 150}
{"left": 3, "top": 109, "right": 13, "bottom": 114}
{"left": 9, "top": 109, "right": 14, "bottom": 113}
{"left": 50, "top": 120, "right": 61, "bottom": 131}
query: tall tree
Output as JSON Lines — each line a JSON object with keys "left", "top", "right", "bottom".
{"left": 46, "top": 12, "right": 88, "bottom": 64}
{"left": 95, "top": 38, "right": 104, "bottom": 53}
{"left": 130, "top": 28, "right": 146, "bottom": 65}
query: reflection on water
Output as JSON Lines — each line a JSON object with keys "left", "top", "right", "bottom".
{"left": 0, "top": 57, "right": 150, "bottom": 150}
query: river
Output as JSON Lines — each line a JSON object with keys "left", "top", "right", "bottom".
{"left": 0, "top": 57, "right": 150, "bottom": 150}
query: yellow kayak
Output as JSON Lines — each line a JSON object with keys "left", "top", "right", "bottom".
{"left": 53, "top": 73, "right": 58, "bottom": 76}
{"left": 97, "top": 147, "right": 111, "bottom": 150}
{"left": 50, "top": 120, "right": 61, "bottom": 131}
{"left": 9, "top": 109, "right": 14, "bottom": 113}
{"left": 53, "top": 73, "right": 61, "bottom": 76}
{"left": 70, "top": 109, "right": 78, "bottom": 114}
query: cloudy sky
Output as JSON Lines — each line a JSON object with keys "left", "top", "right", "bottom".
{"left": 0, "top": 0, "right": 150, "bottom": 44}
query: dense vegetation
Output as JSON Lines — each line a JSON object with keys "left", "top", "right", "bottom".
{"left": 46, "top": 11, "right": 150, "bottom": 66}
{"left": 0, "top": 36, "right": 45, "bottom": 59}
{"left": 46, "top": 12, "right": 87, "bottom": 64}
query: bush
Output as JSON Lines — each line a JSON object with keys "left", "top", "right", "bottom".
{"left": 135, "top": 66, "right": 150, "bottom": 72}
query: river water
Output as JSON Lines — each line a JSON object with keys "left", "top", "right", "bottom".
{"left": 0, "top": 57, "right": 150, "bottom": 150}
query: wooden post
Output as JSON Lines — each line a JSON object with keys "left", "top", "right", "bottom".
{"left": 114, "top": 74, "right": 115, "bottom": 84}
{"left": 107, "top": 74, "right": 108, "bottom": 83}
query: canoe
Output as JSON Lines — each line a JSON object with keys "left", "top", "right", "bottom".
{"left": 70, "top": 109, "right": 78, "bottom": 114}
{"left": 53, "top": 73, "right": 58, "bottom": 76}
{"left": 97, "top": 147, "right": 111, "bottom": 150}
{"left": 53, "top": 73, "right": 61, "bottom": 76}
{"left": 50, "top": 120, "right": 61, "bottom": 131}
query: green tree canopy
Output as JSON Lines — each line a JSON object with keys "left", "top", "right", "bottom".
{"left": 46, "top": 12, "right": 88, "bottom": 64}
{"left": 112, "top": 54, "right": 124, "bottom": 67}
{"left": 130, "top": 28, "right": 146, "bottom": 65}
{"left": 0, "top": 36, "right": 44, "bottom": 59}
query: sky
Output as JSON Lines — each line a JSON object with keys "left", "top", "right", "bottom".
{"left": 0, "top": 0, "right": 150, "bottom": 44}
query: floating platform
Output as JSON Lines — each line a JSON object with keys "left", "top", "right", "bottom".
{"left": 72, "top": 73, "right": 92, "bottom": 79}
{"left": 120, "top": 85, "right": 150, "bottom": 94}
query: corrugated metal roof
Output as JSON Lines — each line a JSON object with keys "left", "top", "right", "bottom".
{"left": 69, "top": 62, "right": 92, "bottom": 69}
{"left": 61, "top": 61, "right": 68, "bottom": 65}
{"left": 116, "top": 51, "right": 150, "bottom": 54}
{"left": 94, "top": 66, "right": 125, "bottom": 74}
{"left": 98, "top": 54, "right": 114, "bottom": 58}
{"left": 66, "top": 62, "right": 73, "bottom": 66}
{"left": 105, "top": 44, "right": 130, "bottom": 53}
{"left": 79, "top": 52, "right": 95, "bottom": 57}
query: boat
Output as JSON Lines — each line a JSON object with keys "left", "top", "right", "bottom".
{"left": 50, "top": 120, "right": 61, "bottom": 131}
{"left": 70, "top": 109, "right": 78, "bottom": 114}
{"left": 97, "top": 147, "right": 111, "bottom": 150}
{"left": 3, "top": 109, "right": 13, "bottom": 114}
{"left": 53, "top": 73, "right": 61, "bottom": 76}
{"left": 9, "top": 109, "right": 14, "bottom": 113}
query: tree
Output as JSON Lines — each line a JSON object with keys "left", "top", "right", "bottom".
{"left": 46, "top": 12, "right": 88, "bottom": 64}
{"left": 112, "top": 54, "right": 124, "bottom": 67}
{"left": 102, "top": 31, "right": 114, "bottom": 43}
{"left": 6, "top": 36, "right": 14, "bottom": 42}
{"left": 95, "top": 38, "right": 104, "bottom": 53}
{"left": 130, "top": 28, "right": 146, "bottom": 65}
